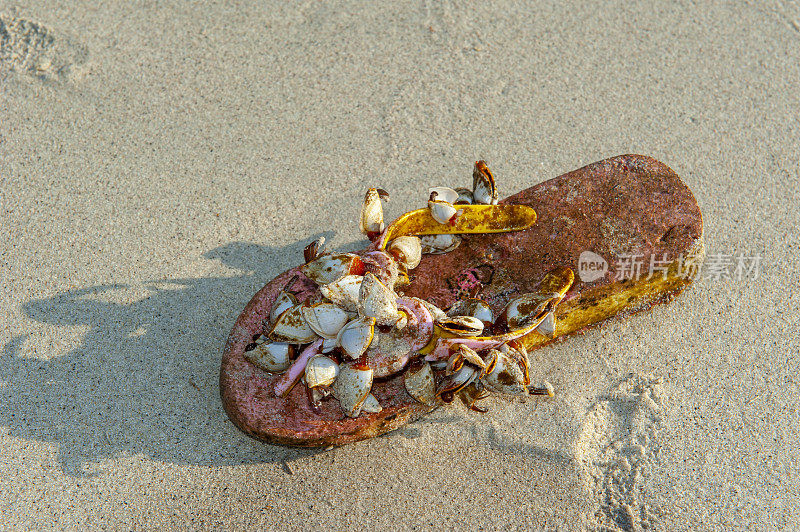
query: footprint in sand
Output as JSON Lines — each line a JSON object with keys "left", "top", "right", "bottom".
{"left": 0, "top": 12, "right": 87, "bottom": 81}
{"left": 577, "top": 373, "right": 665, "bottom": 532}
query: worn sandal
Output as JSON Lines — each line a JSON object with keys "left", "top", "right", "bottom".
{"left": 220, "top": 154, "right": 704, "bottom": 447}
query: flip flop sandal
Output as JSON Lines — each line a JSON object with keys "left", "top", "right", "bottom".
{"left": 220, "top": 154, "right": 704, "bottom": 447}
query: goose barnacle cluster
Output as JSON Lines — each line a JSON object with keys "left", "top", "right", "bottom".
{"left": 243, "top": 161, "right": 574, "bottom": 417}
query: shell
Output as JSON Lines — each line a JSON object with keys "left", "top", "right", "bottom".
{"left": 366, "top": 340, "right": 412, "bottom": 378}
{"left": 535, "top": 310, "right": 556, "bottom": 338}
{"left": 301, "top": 302, "right": 350, "bottom": 339}
{"left": 360, "top": 188, "right": 389, "bottom": 238}
{"left": 269, "top": 291, "right": 298, "bottom": 324}
{"left": 360, "top": 393, "right": 382, "bottom": 414}
{"left": 362, "top": 250, "right": 399, "bottom": 289}
{"left": 457, "top": 381, "right": 485, "bottom": 411}
{"left": 404, "top": 360, "right": 437, "bottom": 406}
{"left": 363, "top": 297, "right": 436, "bottom": 378}
{"left": 304, "top": 355, "right": 339, "bottom": 388}
{"left": 310, "top": 385, "right": 331, "bottom": 404}
{"left": 472, "top": 160, "right": 498, "bottom": 205}
{"left": 429, "top": 360, "right": 448, "bottom": 371}
{"left": 454, "top": 187, "right": 474, "bottom": 205}
{"left": 319, "top": 275, "right": 363, "bottom": 312}
{"left": 447, "top": 298, "right": 493, "bottom": 325}
{"left": 504, "top": 342, "right": 531, "bottom": 385}
{"left": 420, "top": 234, "right": 461, "bottom": 254}
{"left": 268, "top": 304, "right": 319, "bottom": 343}
{"left": 244, "top": 341, "right": 293, "bottom": 373}
{"left": 301, "top": 253, "right": 365, "bottom": 285}
{"left": 497, "top": 267, "right": 573, "bottom": 331}
{"left": 387, "top": 236, "right": 422, "bottom": 270}
{"left": 481, "top": 351, "right": 527, "bottom": 395}
{"left": 428, "top": 186, "right": 459, "bottom": 204}
{"left": 436, "top": 315, "right": 484, "bottom": 337}
{"left": 332, "top": 362, "right": 374, "bottom": 417}
{"left": 304, "top": 236, "right": 326, "bottom": 263}
{"left": 456, "top": 344, "right": 487, "bottom": 372}
{"left": 499, "top": 292, "right": 558, "bottom": 331}
{"left": 358, "top": 272, "right": 400, "bottom": 326}
{"left": 337, "top": 316, "right": 375, "bottom": 359}
{"left": 437, "top": 366, "right": 478, "bottom": 397}
{"left": 428, "top": 199, "right": 461, "bottom": 225}
{"left": 321, "top": 337, "right": 338, "bottom": 353}
{"left": 413, "top": 297, "right": 448, "bottom": 322}
{"left": 446, "top": 351, "right": 464, "bottom": 375}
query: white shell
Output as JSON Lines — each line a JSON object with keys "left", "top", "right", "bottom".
{"left": 332, "top": 363, "right": 374, "bottom": 417}
{"left": 473, "top": 162, "right": 498, "bottom": 205}
{"left": 413, "top": 297, "right": 448, "bottom": 322}
{"left": 454, "top": 187, "right": 473, "bottom": 204}
{"left": 472, "top": 305, "right": 494, "bottom": 324}
{"left": 404, "top": 361, "right": 436, "bottom": 405}
{"left": 268, "top": 304, "right": 318, "bottom": 343}
{"left": 304, "top": 355, "right": 339, "bottom": 388}
{"left": 270, "top": 291, "right": 298, "bottom": 323}
{"left": 443, "top": 366, "right": 478, "bottom": 392}
{"left": 337, "top": 316, "right": 375, "bottom": 359}
{"left": 358, "top": 272, "right": 400, "bottom": 326}
{"left": 428, "top": 199, "right": 460, "bottom": 225}
{"left": 428, "top": 187, "right": 459, "bottom": 204}
{"left": 482, "top": 351, "right": 527, "bottom": 395}
{"left": 360, "top": 188, "right": 386, "bottom": 236}
{"left": 447, "top": 298, "right": 493, "bottom": 324}
{"left": 321, "top": 337, "right": 338, "bottom": 353}
{"left": 420, "top": 234, "right": 461, "bottom": 254}
{"left": 473, "top": 181, "right": 496, "bottom": 205}
{"left": 360, "top": 393, "right": 382, "bottom": 414}
{"left": 244, "top": 341, "right": 292, "bottom": 372}
{"left": 320, "top": 275, "right": 363, "bottom": 312}
{"left": 457, "top": 344, "right": 487, "bottom": 371}
{"left": 453, "top": 365, "right": 478, "bottom": 386}
{"left": 301, "top": 253, "right": 362, "bottom": 285}
{"left": 535, "top": 310, "right": 556, "bottom": 338}
{"left": 501, "top": 292, "right": 557, "bottom": 330}
{"left": 506, "top": 343, "right": 531, "bottom": 385}
{"left": 301, "top": 302, "right": 350, "bottom": 339}
{"left": 387, "top": 236, "right": 422, "bottom": 270}
{"left": 436, "top": 315, "right": 484, "bottom": 337}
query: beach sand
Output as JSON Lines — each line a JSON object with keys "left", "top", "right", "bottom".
{"left": 2, "top": 1, "right": 799, "bottom": 529}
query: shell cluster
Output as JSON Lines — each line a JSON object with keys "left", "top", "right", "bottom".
{"left": 244, "top": 161, "right": 570, "bottom": 417}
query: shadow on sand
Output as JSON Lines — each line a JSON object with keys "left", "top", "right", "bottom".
{"left": 1, "top": 236, "right": 348, "bottom": 476}
{"left": 2, "top": 233, "right": 574, "bottom": 477}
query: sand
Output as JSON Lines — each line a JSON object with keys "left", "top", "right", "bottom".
{"left": 2, "top": 1, "right": 799, "bottom": 530}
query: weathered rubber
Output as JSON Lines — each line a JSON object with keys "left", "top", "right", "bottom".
{"left": 220, "top": 154, "right": 704, "bottom": 447}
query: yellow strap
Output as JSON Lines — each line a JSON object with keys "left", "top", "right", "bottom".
{"left": 417, "top": 267, "right": 574, "bottom": 355}
{"left": 379, "top": 204, "right": 537, "bottom": 250}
